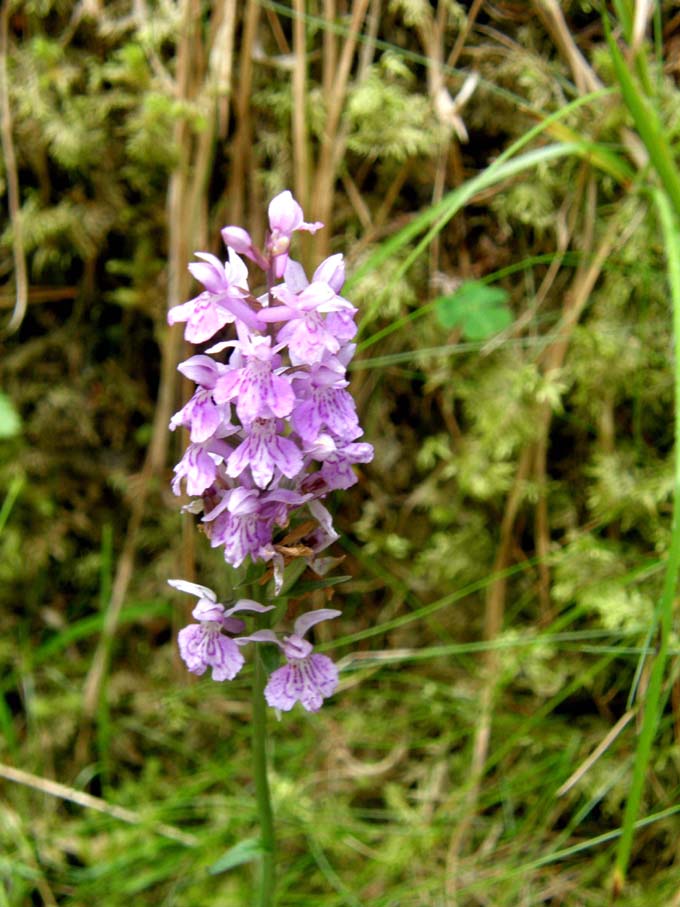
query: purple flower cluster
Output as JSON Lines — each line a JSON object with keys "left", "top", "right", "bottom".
{"left": 168, "top": 579, "right": 339, "bottom": 711}
{"left": 167, "top": 191, "right": 372, "bottom": 712}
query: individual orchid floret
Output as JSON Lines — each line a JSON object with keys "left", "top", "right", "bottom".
{"left": 177, "top": 354, "right": 226, "bottom": 388}
{"left": 171, "top": 433, "right": 234, "bottom": 497}
{"left": 213, "top": 335, "right": 295, "bottom": 423}
{"left": 220, "top": 226, "right": 269, "bottom": 270}
{"left": 306, "top": 499, "right": 339, "bottom": 549}
{"left": 169, "top": 388, "right": 221, "bottom": 443}
{"left": 169, "top": 579, "right": 274, "bottom": 681}
{"left": 168, "top": 250, "right": 260, "bottom": 342}
{"left": 204, "top": 486, "right": 307, "bottom": 568}
{"left": 303, "top": 434, "right": 375, "bottom": 491}
{"left": 312, "top": 253, "right": 345, "bottom": 292}
{"left": 226, "top": 417, "right": 303, "bottom": 489}
{"left": 260, "top": 280, "right": 357, "bottom": 367}
{"left": 169, "top": 356, "right": 229, "bottom": 443}
{"left": 291, "top": 359, "right": 363, "bottom": 442}
{"left": 258, "top": 255, "right": 356, "bottom": 365}
{"left": 241, "top": 609, "right": 341, "bottom": 712}
{"left": 267, "top": 191, "right": 323, "bottom": 278}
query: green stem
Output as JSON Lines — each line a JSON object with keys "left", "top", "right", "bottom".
{"left": 613, "top": 190, "right": 680, "bottom": 892}
{"left": 252, "top": 648, "right": 276, "bottom": 906}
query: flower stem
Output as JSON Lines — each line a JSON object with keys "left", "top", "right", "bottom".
{"left": 252, "top": 647, "right": 276, "bottom": 906}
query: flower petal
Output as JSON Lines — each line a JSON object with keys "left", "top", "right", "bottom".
{"left": 168, "top": 579, "right": 217, "bottom": 601}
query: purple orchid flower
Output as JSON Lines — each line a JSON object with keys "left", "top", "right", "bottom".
{"left": 220, "top": 225, "right": 269, "bottom": 270}
{"left": 303, "top": 434, "right": 375, "bottom": 491}
{"left": 291, "top": 359, "right": 362, "bottom": 442}
{"left": 168, "top": 250, "right": 260, "bottom": 341}
{"left": 169, "top": 579, "right": 273, "bottom": 681}
{"left": 267, "top": 191, "right": 323, "bottom": 278}
{"left": 226, "top": 417, "right": 303, "bottom": 489}
{"left": 169, "top": 356, "right": 229, "bottom": 443}
{"left": 240, "top": 609, "right": 341, "bottom": 712}
{"left": 171, "top": 435, "right": 233, "bottom": 497}
{"left": 213, "top": 334, "right": 296, "bottom": 423}
{"left": 203, "top": 486, "right": 307, "bottom": 568}
{"left": 258, "top": 256, "right": 357, "bottom": 366}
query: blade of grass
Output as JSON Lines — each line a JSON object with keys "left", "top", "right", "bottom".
{"left": 356, "top": 143, "right": 580, "bottom": 345}
{"left": 0, "top": 474, "right": 24, "bottom": 535}
{"left": 612, "top": 188, "right": 680, "bottom": 893}
{"left": 0, "top": 477, "right": 24, "bottom": 755}
{"left": 350, "top": 251, "right": 583, "bottom": 354}
{"left": 612, "top": 0, "right": 633, "bottom": 40}
{"left": 0, "top": 600, "right": 170, "bottom": 696}
{"left": 333, "top": 532, "right": 661, "bottom": 651}
{"left": 0, "top": 691, "right": 17, "bottom": 757}
{"left": 458, "top": 802, "right": 680, "bottom": 899}
{"left": 348, "top": 83, "right": 629, "bottom": 299}
{"left": 604, "top": 15, "right": 680, "bottom": 219}
{"left": 354, "top": 140, "right": 631, "bottom": 353}
{"left": 0, "top": 762, "right": 197, "bottom": 846}
{"left": 96, "top": 524, "right": 114, "bottom": 790}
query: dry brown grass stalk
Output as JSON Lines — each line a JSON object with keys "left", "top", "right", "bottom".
{"left": 82, "top": 0, "right": 238, "bottom": 728}
{"left": 228, "top": 0, "right": 260, "bottom": 225}
{"left": 311, "top": 0, "right": 371, "bottom": 258}
{"left": 533, "top": 0, "right": 602, "bottom": 94}
{"left": 322, "top": 0, "right": 337, "bottom": 100}
{"left": 0, "top": 0, "right": 28, "bottom": 337}
{"left": 0, "top": 762, "right": 198, "bottom": 846}
{"left": 292, "top": 0, "right": 310, "bottom": 213}
{"left": 556, "top": 709, "right": 636, "bottom": 797}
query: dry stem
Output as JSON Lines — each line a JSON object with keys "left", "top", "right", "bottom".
{"left": 292, "top": 0, "right": 309, "bottom": 212}
{"left": 82, "top": 0, "right": 237, "bottom": 728}
{"left": 311, "top": 0, "right": 371, "bottom": 257}
{"left": 0, "top": 0, "right": 28, "bottom": 337}
{"left": 0, "top": 762, "right": 197, "bottom": 846}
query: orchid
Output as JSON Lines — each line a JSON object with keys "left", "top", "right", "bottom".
{"left": 167, "top": 190, "right": 372, "bottom": 711}
{"left": 168, "top": 249, "right": 260, "bottom": 341}
{"left": 240, "top": 610, "right": 341, "bottom": 712}
{"left": 169, "top": 579, "right": 273, "bottom": 680}
{"left": 167, "top": 190, "right": 373, "bottom": 907}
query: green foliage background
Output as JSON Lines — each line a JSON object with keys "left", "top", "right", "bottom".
{"left": 2, "top": 1, "right": 680, "bottom": 904}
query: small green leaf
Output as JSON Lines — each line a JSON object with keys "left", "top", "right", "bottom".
{"left": 209, "top": 837, "right": 263, "bottom": 875}
{"left": 0, "top": 392, "right": 21, "bottom": 439}
{"left": 435, "top": 281, "right": 512, "bottom": 341}
{"left": 259, "top": 642, "right": 281, "bottom": 674}
{"left": 271, "top": 557, "right": 308, "bottom": 597}
{"left": 290, "top": 575, "right": 352, "bottom": 595}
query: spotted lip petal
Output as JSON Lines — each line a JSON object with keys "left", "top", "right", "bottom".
{"left": 264, "top": 653, "right": 339, "bottom": 712}
{"left": 178, "top": 623, "right": 245, "bottom": 681}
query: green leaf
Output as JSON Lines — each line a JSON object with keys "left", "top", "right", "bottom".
{"left": 290, "top": 574, "right": 352, "bottom": 595}
{"left": 435, "top": 282, "right": 512, "bottom": 340}
{"left": 259, "top": 641, "right": 281, "bottom": 674}
{"left": 603, "top": 15, "right": 680, "bottom": 221}
{"left": 0, "top": 392, "right": 21, "bottom": 439}
{"left": 208, "top": 837, "right": 263, "bottom": 875}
